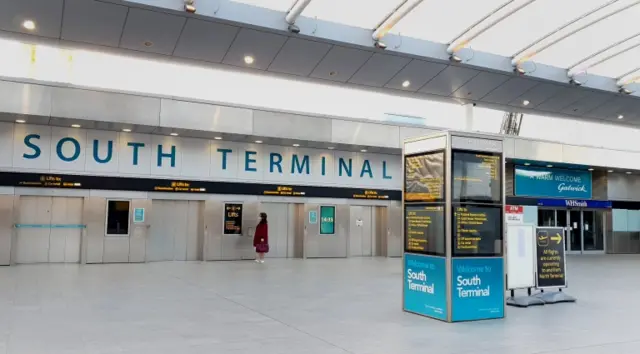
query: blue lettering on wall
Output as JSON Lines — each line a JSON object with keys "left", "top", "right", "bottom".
{"left": 245, "top": 151, "right": 257, "bottom": 172}
{"left": 339, "top": 158, "right": 352, "bottom": 177}
{"left": 127, "top": 142, "right": 145, "bottom": 166}
{"left": 217, "top": 148, "right": 232, "bottom": 170}
{"left": 93, "top": 140, "right": 113, "bottom": 164}
{"left": 56, "top": 137, "right": 80, "bottom": 162}
{"left": 157, "top": 145, "right": 176, "bottom": 167}
{"left": 360, "top": 159, "right": 373, "bottom": 178}
{"left": 23, "top": 134, "right": 41, "bottom": 159}
{"left": 270, "top": 153, "right": 283, "bottom": 173}
{"left": 291, "top": 154, "right": 310, "bottom": 175}
{"left": 321, "top": 156, "right": 326, "bottom": 176}
{"left": 383, "top": 161, "right": 392, "bottom": 179}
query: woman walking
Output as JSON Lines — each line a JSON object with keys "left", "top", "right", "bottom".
{"left": 253, "top": 212, "right": 269, "bottom": 263}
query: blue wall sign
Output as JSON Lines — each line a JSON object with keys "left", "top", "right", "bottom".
{"left": 515, "top": 166, "right": 592, "bottom": 199}
{"left": 536, "top": 199, "right": 611, "bottom": 209}
{"left": 451, "top": 257, "right": 504, "bottom": 322}
{"left": 133, "top": 208, "right": 145, "bottom": 223}
{"left": 309, "top": 210, "right": 318, "bottom": 224}
{"left": 403, "top": 253, "right": 447, "bottom": 320}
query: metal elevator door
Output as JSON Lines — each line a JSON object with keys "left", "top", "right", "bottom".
{"left": 261, "top": 203, "right": 289, "bottom": 258}
{"left": 15, "top": 196, "right": 83, "bottom": 263}
{"left": 349, "top": 206, "right": 374, "bottom": 257}
{"left": 148, "top": 200, "right": 201, "bottom": 261}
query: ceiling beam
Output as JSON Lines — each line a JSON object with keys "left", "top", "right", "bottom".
{"left": 372, "top": 0, "right": 423, "bottom": 41}
{"left": 285, "top": 0, "right": 312, "bottom": 25}
{"left": 567, "top": 32, "right": 640, "bottom": 76}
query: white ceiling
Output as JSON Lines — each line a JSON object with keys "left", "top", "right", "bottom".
{"left": 2, "top": 0, "right": 640, "bottom": 125}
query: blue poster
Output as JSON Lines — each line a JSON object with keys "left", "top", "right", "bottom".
{"left": 515, "top": 166, "right": 592, "bottom": 199}
{"left": 403, "top": 253, "right": 447, "bottom": 320}
{"left": 451, "top": 257, "right": 504, "bottom": 322}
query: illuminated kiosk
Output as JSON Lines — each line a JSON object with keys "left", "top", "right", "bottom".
{"left": 402, "top": 131, "right": 505, "bottom": 322}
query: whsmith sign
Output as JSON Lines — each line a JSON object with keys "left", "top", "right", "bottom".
{"left": 514, "top": 166, "right": 592, "bottom": 199}
{"left": 0, "top": 124, "right": 400, "bottom": 190}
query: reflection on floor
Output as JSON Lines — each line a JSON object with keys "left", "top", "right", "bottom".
{"left": 1, "top": 255, "right": 639, "bottom": 354}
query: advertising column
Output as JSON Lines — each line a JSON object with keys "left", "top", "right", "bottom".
{"left": 402, "top": 139, "right": 447, "bottom": 321}
{"left": 449, "top": 145, "right": 505, "bottom": 322}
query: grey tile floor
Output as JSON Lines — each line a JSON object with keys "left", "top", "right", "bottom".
{"left": 1, "top": 255, "right": 639, "bottom": 354}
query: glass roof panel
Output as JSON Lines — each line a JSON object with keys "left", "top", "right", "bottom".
{"left": 471, "top": 0, "right": 612, "bottom": 57}
{"left": 229, "top": 0, "right": 294, "bottom": 11}
{"left": 390, "top": 0, "right": 507, "bottom": 43}
{"left": 303, "top": 0, "right": 405, "bottom": 29}
{"left": 588, "top": 44, "right": 640, "bottom": 78}
{"left": 532, "top": 5, "right": 640, "bottom": 68}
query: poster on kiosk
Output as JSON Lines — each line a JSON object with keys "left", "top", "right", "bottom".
{"left": 402, "top": 132, "right": 505, "bottom": 323}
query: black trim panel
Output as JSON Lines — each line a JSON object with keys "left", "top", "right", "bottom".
{"left": 0, "top": 171, "right": 401, "bottom": 201}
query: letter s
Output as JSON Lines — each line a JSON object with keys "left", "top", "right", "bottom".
{"left": 456, "top": 275, "right": 463, "bottom": 286}
{"left": 23, "top": 134, "right": 41, "bottom": 159}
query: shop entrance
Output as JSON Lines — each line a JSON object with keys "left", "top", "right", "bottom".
{"left": 538, "top": 209, "right": 605, "bottom": 254}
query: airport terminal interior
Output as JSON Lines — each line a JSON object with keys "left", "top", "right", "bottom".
{"left": 3, "top": 0, "right": 640, "bottom": 353}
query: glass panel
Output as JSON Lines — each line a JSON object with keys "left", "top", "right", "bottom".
{"left": 583, "top": 210, "right": 604, "bottom": 251}
{"left": 390, "top": 0, "right": 507, "bottom": 43}
{"left": 229, "top": 0, "right": 294, "bottom": 11}
{"left": 472, "top": 0, "right": 612, "bottom": 57}
{"left": 569, "top": 210, "right": 582, "bottom": 251}
{"left": 106, "top": 200, "right": 130, "bottom": 235}
{"left": 303, "top": 0, "right": 405, "bottom": 29}
{"left": 556, "top": 210, "right": 568, "bottom": 251}
{"left": 538, "top": 209, "right": 555, "bottom": 227}
{"left": 532, "top": 4, "right": 640, "bottom": 68}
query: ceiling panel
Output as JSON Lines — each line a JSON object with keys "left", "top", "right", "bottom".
{"left": 384, "top": 60, "right": 447, "bottom": 92}
{"left": 348, "top": 53, "right": 411, "bottom": 87}
{"left": 585, "top": 96, "right": 628, "bottom": 119}
{"left": 222, "top": 28, "right": 287, "bottom": 70}
{"left": 482, "top": 77, "right": 540, "bottom": 105}
{"left": 560, "top": 91, "right": 613, "bottom": 116}
{"left": 0, "top": 0, "right": 64, "bottom": 38}
{"left": 508, "top": 83, "right": 562, "bottom": 108}
{"left": 310, "top": 46, "right": 372, "bottom": 83}
{"left": 268, "top": 38, "right": 333, "bottom": 76}
{"left": 119, "top": 8, "right": 186, "bottom": 55}
{"left": 452, "top": 72, "right": 510, "bottom": 101}
{"left": 419, "top": 66, "right": 479, "bottom": 96}
{"left": 535, "top": 87, "right": 588, "bottom": 112}
{"left": 173, "top": 19, "right": 239, "bottom": 63}
{"left": 61, "top": 0, "right": 128, "bottom": 47}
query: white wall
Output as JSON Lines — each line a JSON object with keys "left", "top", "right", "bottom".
{"left": 0, "top": 123, "right": 401, "bottom": 190}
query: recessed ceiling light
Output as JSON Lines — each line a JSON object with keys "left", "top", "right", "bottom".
{"left": 402, "top": 80, "right": 411, "bottom": 88}
{"left": 71, "top": 124, "right": 81, "bottom": 128}
{"left": 293, "top": 143, "right": 300, "bottom": 147}
{"left": 361, "top": 149, "right": 367, "bottom": 153}
{"left": 214, "top": 136, "right": 222, "bottom": 140}
{"left": 255, "top": 140, "right": 262, "bottom": 144}
{"left": 328, "top": 147, "right": 335, "bottom": 150}
{"left": 15, "top": 119, "right": 26, "bottom": 123}
{"left": 627, "top": 171, "right": 632, "bottom": 174}
{"left": 588, "top": 168, "right": 594, "bottom": 171}
{"left": 546, "top": 164, "right": 553, "bottom": 168}
{"left": 618, "top": 114, "right": 624, "bottom": 119}
{"left": 22, "top": 20, "right": 36, "bottom": 31}
{"left": 143, "top": 41, "right": 153, "bottom": 47}
{"left": 523, "top": 100, "right": 530, "bottom": 106}
{"left": 244, "top": 55, "right": 254, "bottom": 65}
{"left": 170, "top": 132, "right": 178, "bottom": 136}
{"left": 122, "top": 128, "right": 131, "bottom": 132}
{"left": 524, "top": 162, "right": 530, "bottom": 166}
{"left": 608, "top": 169, "right": 614, "bottom": 173}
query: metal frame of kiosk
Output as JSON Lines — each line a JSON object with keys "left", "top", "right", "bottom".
{"left": 402, "top": 131, "right": 506, "bottom": 323}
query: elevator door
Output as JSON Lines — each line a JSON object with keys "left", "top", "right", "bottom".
{"left": 349, "top": 206, "right": 374, "bottom": 257}
{"left": 16, "top": 196, "right": 83, "bottom": 263}
{"left": 261, "top": 203, "right": 289, "bottom": 258}
{"left": 147, "top": 200, "right": 201, "bottom": 261}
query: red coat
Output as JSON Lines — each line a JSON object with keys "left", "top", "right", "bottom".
{"left": 253, "top": 222, "right": 268, "bottom": 246}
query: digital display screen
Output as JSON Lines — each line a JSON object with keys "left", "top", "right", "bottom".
{"left": 452, "top": 151, "right": 501, "bottom": 203}
{"left": 452, "top": 205, "right": 502, "bottom": 257}
{"left": 405, "top": 152, "right": 444, "bottom": 202}
{"left": 405, "top": 205, "right": 445, "bottom": 256}
{"left": 224, "top": 204, "right": 243, "bottom": 235}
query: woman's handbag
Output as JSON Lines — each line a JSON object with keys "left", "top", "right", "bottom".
{"left": 256, "top": 242, "right": 269, "bottom": 253}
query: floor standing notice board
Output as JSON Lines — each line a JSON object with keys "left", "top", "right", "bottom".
{"left": 402, "top": 132, "right": 506, "bottom": 322}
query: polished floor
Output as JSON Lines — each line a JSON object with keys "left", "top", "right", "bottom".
{"left": 1, "top": 255, "right": 639, "bottom": 354}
